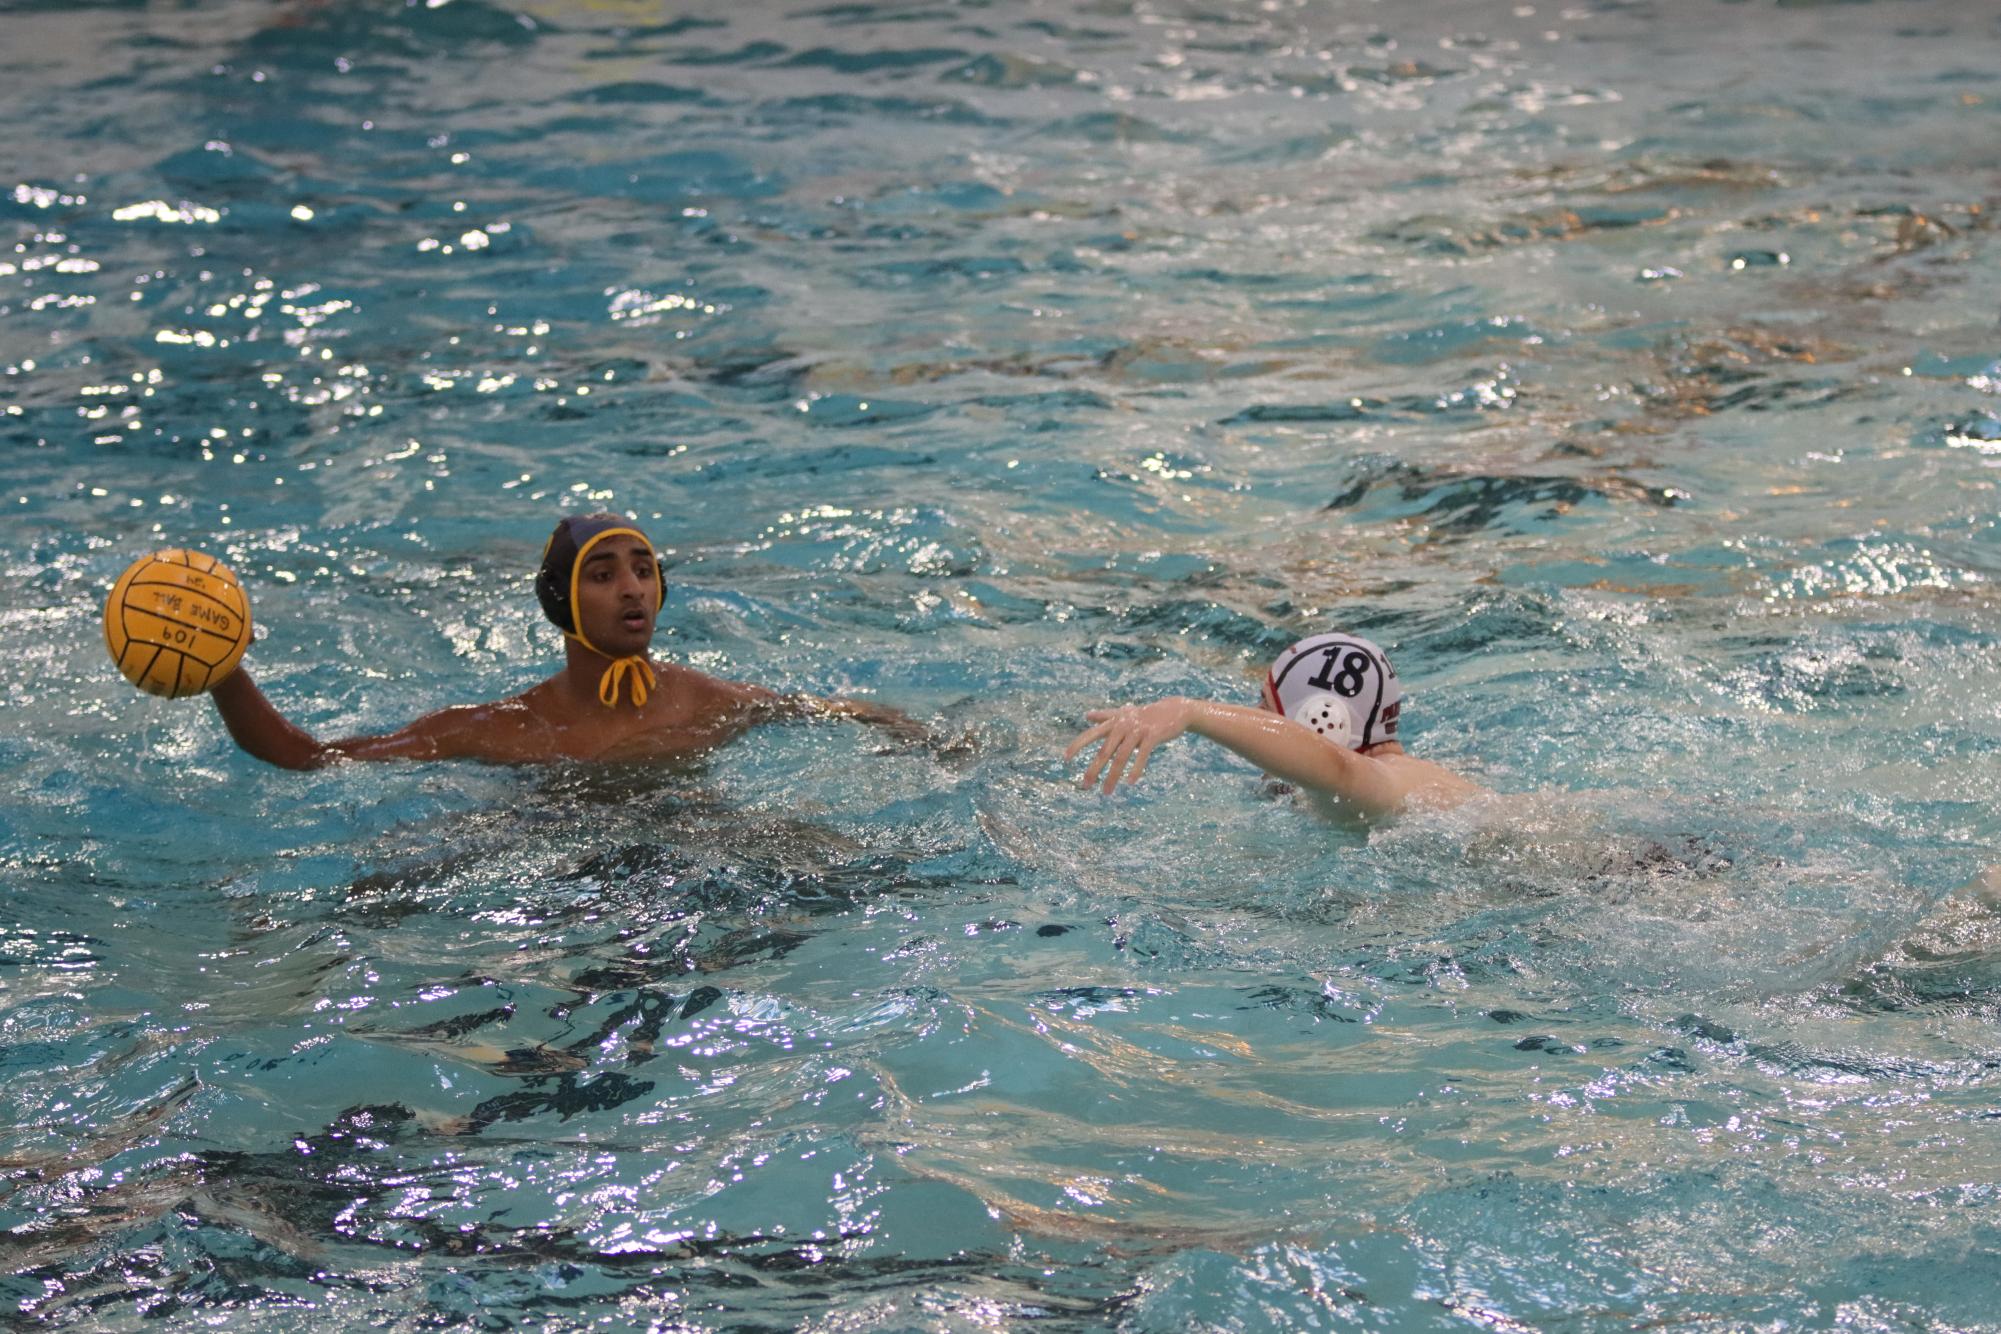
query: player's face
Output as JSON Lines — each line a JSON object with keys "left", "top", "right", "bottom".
{"left": 574, "top": 534, "right": 660, "bottom": 655}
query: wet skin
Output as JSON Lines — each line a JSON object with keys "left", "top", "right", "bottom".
{"left": 210, "top": 534, "right": 919, "bottom": 769}
{"left": 1064, "top": 694, "right": 1485, "bottom": 823}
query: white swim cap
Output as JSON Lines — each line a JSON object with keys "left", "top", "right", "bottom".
{"left": 1262, "top": 632, "right": 1402, "bottom": 751}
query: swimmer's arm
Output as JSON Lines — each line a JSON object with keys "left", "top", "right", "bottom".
{"left": 792, "top": 695, "right": 928, "bottom": 740}
{"left": 733, "top": 680, "right": 930, "bottom": 743}
{"left": 1066, "top": 697, "right": 1406, "bottom": 817}
{"left": 1187, "top": 703, "right": 1407, "bottom": 815}
{"left": 211, "top": 669, "right": 523, "bottom": 769}
{"left": 320, "top": 704, "right": 526, "bottom": 763}
{"left": 210, "top": 668, "right": 342, "bottom": 769}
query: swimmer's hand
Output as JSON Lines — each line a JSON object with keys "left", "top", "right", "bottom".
{"left": 1064, "top": 698, "right": 1194, "bottom": 794}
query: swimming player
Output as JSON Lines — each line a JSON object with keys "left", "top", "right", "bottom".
{"left": 210, "top": 513, "right": 921, "bottom": 769}
{"left": 1064, "top": 632, "right": 1485, "bottom": 822}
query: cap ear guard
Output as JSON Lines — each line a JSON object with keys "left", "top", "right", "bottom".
{"left": 1290, "top": 691, "right": 1356, "bottom": 748}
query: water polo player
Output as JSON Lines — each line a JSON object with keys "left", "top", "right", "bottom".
{"left": 208, "top": 513, "right": 921, "bottom": 769}
{"left": 1064, "top": 632, "right": 1484, "bottom": 822}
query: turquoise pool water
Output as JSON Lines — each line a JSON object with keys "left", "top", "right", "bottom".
{"left": 4, "top": 0, "right": 2001, "bottom": 1327}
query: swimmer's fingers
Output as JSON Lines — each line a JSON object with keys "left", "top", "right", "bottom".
{"left": 1079, "top": 726, "right": 1124, "bottom": 789}
{"left": 1126, "top": 733, "right": 1163, "bottom": 786}
{"left": 1064, "top": 718, "right": 1115, "bottom": 765}
{"left": 1097, "top": 727, "right": 1144, "bottom": 795}
{"left": 1080, "top": 721, "right": 1134, "bottom": 790}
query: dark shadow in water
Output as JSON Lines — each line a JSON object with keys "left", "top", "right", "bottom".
{"left": 3, "top": 1100, "right": 1139, "bottom": 1329}
{"left": 1323, "top": 458, "right": 1681, "bottom": 538}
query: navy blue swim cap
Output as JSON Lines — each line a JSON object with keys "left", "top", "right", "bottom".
{"left": 534, "top": 513, "right": 665, "bottom": 635}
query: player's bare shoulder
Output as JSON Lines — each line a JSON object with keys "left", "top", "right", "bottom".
{"left": 647, "top": 662, "right": 776, "bottom": 722}
{"left": 430, "top": 694, "right": 567, "bottom": 761}
{"left": 1376, "top": 752, "right": 1485, "bottom": 812}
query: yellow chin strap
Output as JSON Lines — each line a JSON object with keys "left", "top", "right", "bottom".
{"left": 580, "top": 644, "right": 656, "bottom": 708}
{"left": 566, "top": 526, "right": 661, "bottom": 710}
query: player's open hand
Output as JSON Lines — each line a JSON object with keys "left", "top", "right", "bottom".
{"left": 1064, "top": 697, "right": 1194, "bottom": 794}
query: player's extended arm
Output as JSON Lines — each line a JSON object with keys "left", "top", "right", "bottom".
{"left": 744, "top": 683, "right": 929, "bottom": 744}
{"left": 210, "top": 668, "right": 503, "bottom": 769}
{"left": 1064, "top": 696, "right": 1406, "bottom": 817}
{"left": 209, "top": 668, "right": 338, "bottom": 769}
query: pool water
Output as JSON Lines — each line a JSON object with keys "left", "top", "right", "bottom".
{"left": 4, "top": 0, "right": 2001, "bottom": 1327}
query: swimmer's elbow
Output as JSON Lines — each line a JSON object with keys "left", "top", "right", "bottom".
{"left": 1303, "top": 763, "right": 1410, "bottom": 820}
{"left": 324, "top": 715, "right": 473, "bottom": 764}
{"left": 319, "top": 736, "right": 404, "bottom": 765}
{"left": 1290, "top": 751, "right": 1386, "bottom": 808}
{"left": 242, "top": 736, "right": 343, "bottom": 770}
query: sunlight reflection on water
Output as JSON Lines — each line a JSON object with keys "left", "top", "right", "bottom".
{"left": 3, "top": 0, "right": 2001, "bottom": 1327}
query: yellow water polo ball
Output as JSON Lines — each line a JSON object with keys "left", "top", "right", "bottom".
{"left": 103, "top": 548, "right": 252, "bottom": 698}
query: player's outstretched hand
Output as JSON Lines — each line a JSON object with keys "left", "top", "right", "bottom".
{"left": 1064, "top": 697, "right": 1195, "bottom": 794}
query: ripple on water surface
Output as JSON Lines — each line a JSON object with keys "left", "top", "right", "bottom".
{"left": 5, "top": 0, "right": 2001, "bottom": 1327}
